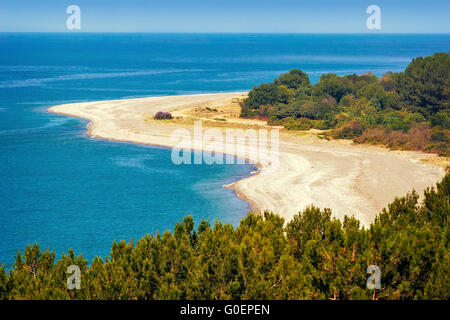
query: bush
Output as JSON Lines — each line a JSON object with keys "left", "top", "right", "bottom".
{"left": 431, "top": 129, "right": 449, "bottom": 143}
{"left": 154, "top": 111, "right": 173, "bottom": 120}
{"left": 0, "top": 265, "right": 7, "bottom": 300}
{"left": 298, "top": 97, "right": 337, "bottom": 120}
{"left": 334, "top": 121, "right": 365, "bottom": 139}
{"left": 241, "top": 54, "right": 449, "bottom": 156}
{"left": 357, "top": 83, "right": 400, "bottom": 110}
{"left": 379, "top": 72, "right": 396, "bottom": 91}
{"left": 284, "top": 117, "right": 312, "bottom": 130}
{"left": 1, "top": 174, "right": 449, "bottom": 299}
{"left": 312, "top": 73, "right": 353, "bottom": 103}
{"left": 274, "top": 69, "right": 312, "bottom": 91}
{"left": 311, "top": 119, "right": 334, "bottom": 130}
{"left": 430, "top": 110, "right": 450, "bottom": 129}
{"left": 382, "top": 111, "right": 424, "bottom": 132}
{"left": 354, "top": 124, "right": 449, "bottom": 156}
{"left": 241, "top": 83, "right": 281, "bottom": 114}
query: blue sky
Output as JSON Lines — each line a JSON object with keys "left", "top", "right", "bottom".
{"left": 0, "top": 0, "right": 449, "bottom": 33}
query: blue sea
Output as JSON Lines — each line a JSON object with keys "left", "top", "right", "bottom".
{"left": 0, "top": 33, "right": 449, "bottom": 269}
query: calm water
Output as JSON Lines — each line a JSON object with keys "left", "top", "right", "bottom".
{"left": 1, "top": 33, "right": 449, "bottom": 269}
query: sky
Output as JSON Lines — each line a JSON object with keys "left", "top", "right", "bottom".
{"left": 0, "top": 0, "right": 449, "bottom": 33}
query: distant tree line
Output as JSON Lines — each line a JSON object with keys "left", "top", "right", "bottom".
{"left": 241, "top": 52, "right": 449, "bottom": 156}
{"left": 0, "top": 173, "right": 448, "bottom": 300}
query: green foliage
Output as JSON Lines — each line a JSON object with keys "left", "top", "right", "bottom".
{"left": 274, "top": 69, "right": 312, "bottom": 99}
{"left": 344, "top": 72, "right": 379, "bottom": 91}
{"left": 241, "top": 52, "right": 449, "bottom": 156}
{"left": 382, "top": 111, "right": 425, "bottom": 132}
{"left": 2, "top": 174, "right": 449, "bottom": 300}
{"left": 379, "top": 72, "right": 396, "bottom": 91}
{"left": 0, "top": 265, "right": 8, "bottom": 300}
{"left": 241, "top": 83, "right": 286, "bottom": 117}
{"left": 395, "top": 52, "right": 450, "bottom": 116}
{"left": 357, "top": 82, "right": 400, "bottom": 110}
{"left": 431, "top": 129, "right": 449, "bottom": 143}
{"left": 297, "top": 97, "right": 337, "bottom": 120}
{"left": 431, "top": 110, "right": 450, "bottom": 130}
{"left": 370, "top": 175, "right": 450, "bottom": 299}
{"left": 354, "top": 124, "right": 450, "bottom": 157}
{"left": 241, "top": 70, "right": 312, "bottom": 117}
{"left": 269, "top": 97, "right": 337, "bottom": 121}
{"left": 312, "top": 73, "right": 352, "bottom": 103}
{"left": 334, "top": 121, "right": 365, "bottom": 139}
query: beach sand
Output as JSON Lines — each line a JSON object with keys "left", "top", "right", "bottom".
{"left": 49, "top": 92, "right": 447, "bottom": 226}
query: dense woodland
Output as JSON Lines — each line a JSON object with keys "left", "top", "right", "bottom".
{"left": 0, "top": 173, "right": 448, "bottom": 300}
{"left": 241, "top": 52, "right": 449, "bottom": 156}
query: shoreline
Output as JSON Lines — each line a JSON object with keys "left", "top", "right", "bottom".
{"left": 48, "top": 92, "right": 447, "bottom": 226}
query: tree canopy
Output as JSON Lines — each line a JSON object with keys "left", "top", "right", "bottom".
{"left": 395, "top": 52, "right": 450, "bottom": 116}
{"left": 240, "top": 52, "right": 450, "bottom": 156}
{"left": 1, "top": 174, "right": 448, "bottom": 300}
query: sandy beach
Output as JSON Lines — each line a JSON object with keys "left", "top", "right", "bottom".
{"left": 49, "top": 92, "right": 447, "bottom": 226}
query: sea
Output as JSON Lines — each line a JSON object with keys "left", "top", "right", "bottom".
{"left": 1, "top": 33, "right": 449, "bottom": 269}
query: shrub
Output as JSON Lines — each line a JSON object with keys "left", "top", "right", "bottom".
{"left": 431, "top": 129, "right": 449, "bottom": 143}
{"left": 382, "top": 111, "right": 424, "bottom": 132}
{"left": 285, "top": 117, "right": 312, "bottom": 130}
{"left": 274, "top": 69, "right": 312, "bottom": 91}
{"left": 395, "top": 52, "right": 450, "bottom": 115}
{"left": 354, "top": 124, "right": 449, "bottom": 156}
{"left": 154, "top": 111, "right": 173, "bottom": 120}
{"left": 431, "top": 110, "right": 450, "bottom": 129}
{"left": 2, "top": 173, "right": 449, "bottom": 300}
{"left": 379, "top": 71, "right": 396, "bottom": 91}
{"left": 0, "top": 265, "right": 7, "bottom": 300}
{"left": 333, "top": 121, "right": 365, "bottom": 139}
{"left": 241, "top": 54, "right": 449, "bottom": 156}
{"left": 241, "top": 83, "right": 281, "bottom": 114}
{"left": 310, "top": 119, "right": 333, "bottom": 130}
{"left": 312, "top": 73, "right": 353, "bottom": 103}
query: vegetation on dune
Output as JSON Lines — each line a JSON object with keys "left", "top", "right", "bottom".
{"left": 154, "top": 111, "right": 173, "bottom": 120}
{"left": 241, "top": 52, "right": 450, "bottom": 156}
{"left": 0, "top": 174, "right": 448, "bottom": 300}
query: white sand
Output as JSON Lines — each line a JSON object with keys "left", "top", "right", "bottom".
{"left": 49, "top": 92, "right": 446, "bottom": 226}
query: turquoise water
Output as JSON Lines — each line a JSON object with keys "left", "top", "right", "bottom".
{"left": 1, "top": 33, "right": 449, "bottom": 269}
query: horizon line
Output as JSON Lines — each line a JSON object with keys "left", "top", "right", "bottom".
{"left": 1, "top": 31, "right": 450, "bottom": 35}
